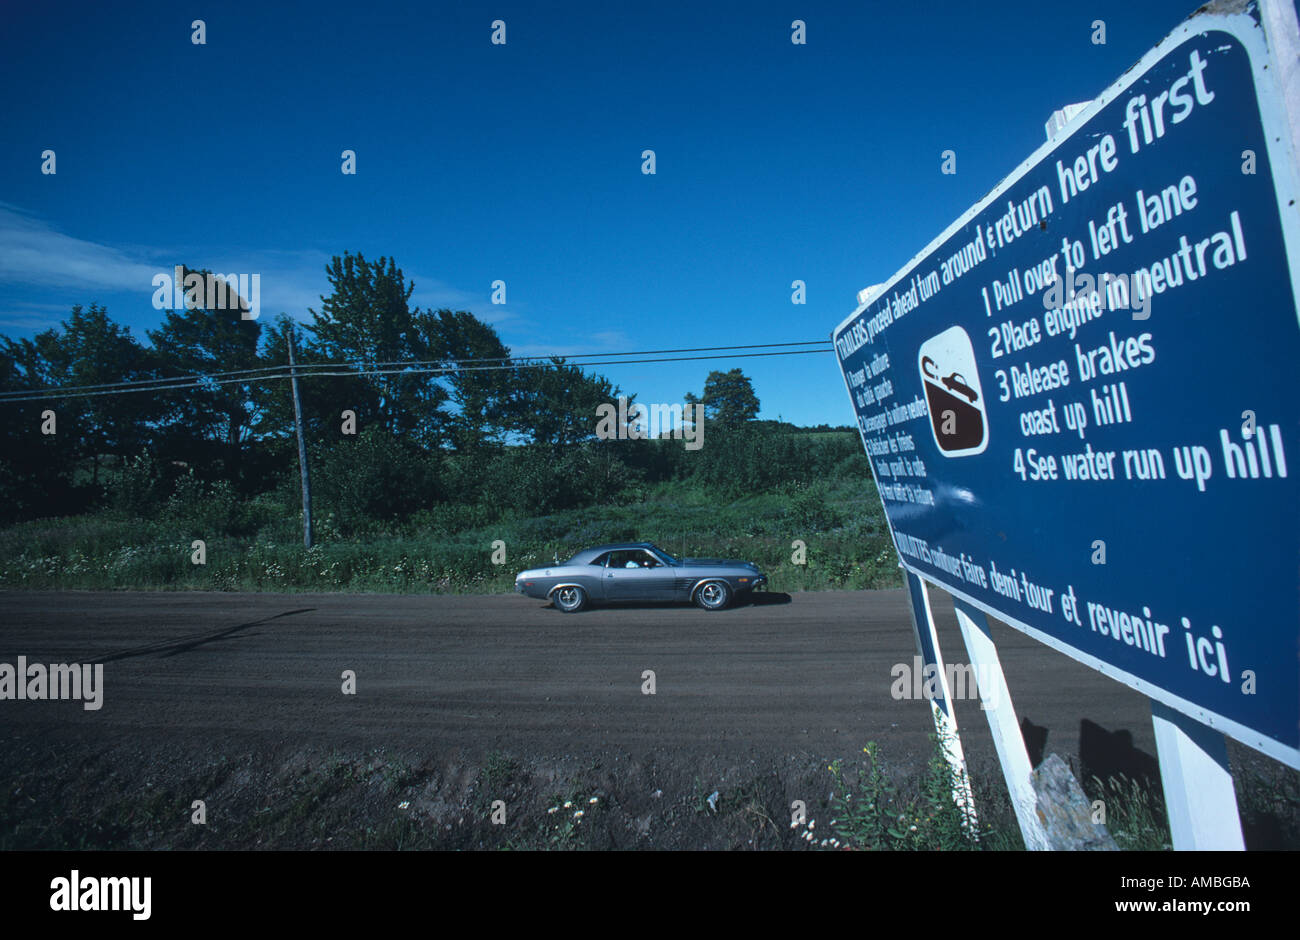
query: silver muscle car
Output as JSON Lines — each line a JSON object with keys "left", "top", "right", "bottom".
{"left": 514, "top": 542, "right": 767, "bottom": 612}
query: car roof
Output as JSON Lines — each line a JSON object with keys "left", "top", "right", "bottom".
{"left": 568, "top": 542, "right": 662, "bottom": 563}
{"left": 589, "top": 542, "right": 660, "bottom": 554}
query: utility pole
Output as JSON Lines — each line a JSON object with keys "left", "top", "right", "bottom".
{"left": 287, "top": 325, "right": 313, "bottom": 549}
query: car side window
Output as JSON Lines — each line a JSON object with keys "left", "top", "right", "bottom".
{"left": 605, "top": 550, "right": 656, "bottom": 568}
{"left": 592, "top": 553, "right": 610, "bottom": 567}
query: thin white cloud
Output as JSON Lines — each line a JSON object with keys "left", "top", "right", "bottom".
{"left": 407, "top": 275, "right": 522, "bottom": 326}
{"left": 0, "top": 309, "right": 64, "bottom": 331}
{"left": 0, "top": 204, "right": 160, "bottom": 291}
{"left": 0, "top": 206, "right": 508, "bottom": 327}
{"left": 508, "top": 330, "right": 634, "bottom": 359}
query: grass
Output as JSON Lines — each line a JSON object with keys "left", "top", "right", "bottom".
{"left": 517, "top": 787, "right": 605, "bottom": 850}
{"left": 826, "top": 738, "right": 995, "bottom": 851}
{"left": 0, "top": 477, "right": 902, "bottom": 594}
{"left": 1087, "top": 773, "right": 1171, "bottom": 850}
{"left": 818, "top": 738, "right": 1206, "bottom": 851}
{"left": 3, "top": 735, "right": 1296, "bottom": 850}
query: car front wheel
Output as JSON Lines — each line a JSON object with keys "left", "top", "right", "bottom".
{"left": 553, "top": 585, "right": 588, "bottom": 613}
{"left": 694, "top": 580, "right": 731, "bottom": 611}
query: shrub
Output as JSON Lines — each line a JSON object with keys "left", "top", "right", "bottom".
{"left": 110, "top": 452, "right": 164, "bottom": 517}
{"left": 312, "top": 428, "right": 442, "bottom": 535}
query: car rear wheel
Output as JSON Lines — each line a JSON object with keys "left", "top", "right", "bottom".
{"left": 694, "top": 580, "right": 731, "bottom": 611}
{"left": 553, "top": 585, "right": 587, "bottom": 613}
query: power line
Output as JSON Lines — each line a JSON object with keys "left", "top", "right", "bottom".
{"left": 0, "top": 343, "right": 833, "bottom": 402}
{"left": 0, "top": 339, "right": 834, "bottom": 396}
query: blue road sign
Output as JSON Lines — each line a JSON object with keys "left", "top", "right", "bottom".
{"left": 833, "top": 10, "right": 1300, "bottom": 768}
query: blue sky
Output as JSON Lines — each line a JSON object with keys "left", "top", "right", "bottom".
{"left": 0, "top": 0, "right": 1206, "bottom": 426}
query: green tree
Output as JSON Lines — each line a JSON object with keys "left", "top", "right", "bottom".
{"left": 148, "top": 268, "right": 264, "bottom": 487}
{"left": 252, "top": 314, "right": 381, "bottom": 452}
{"left": 306, "top": 252, "right": 448, "bottom": 445}
{"left": 0, "top": 341, "right": 81, "bottom": 520}
{"left": 686, "top": 368, "right": 760, "bottom": 426}
{"left": 414, "top": 308, "right": 514, "bottom": 452}
{"left": 8, "top": 304, "right": 160, "bottom": 488}
{"left": 508, "top": 358, "right": 628, "bottom": 450}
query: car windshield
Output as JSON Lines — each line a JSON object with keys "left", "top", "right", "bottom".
{"left": 652, "top": 548, "right": 679, "bottom": 565}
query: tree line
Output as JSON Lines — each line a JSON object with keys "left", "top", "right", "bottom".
{"left": 0, "top": 251, "right": 864, "bottom": 531}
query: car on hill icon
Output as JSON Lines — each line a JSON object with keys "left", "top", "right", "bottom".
{"left": 917, "top": 327, "right": 988, "bottom": 457}
{"left": 941, "top": 372, "right": 978, "bottom": 403}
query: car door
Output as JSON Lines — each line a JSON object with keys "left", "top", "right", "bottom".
{"left": 602, "top": 550, "right": 673, "bottom": 602}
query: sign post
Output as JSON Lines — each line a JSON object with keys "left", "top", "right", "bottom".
{"left": 950, "top": 597, "right": 1052, "bottom": 851}
{"left": 903, "top": 570, "right": 980, "bottom": 836}
{"left": 835, "top": 0, "right": 1300, "bottom": 849}
{"left": 1151, "top": 700, "right": 1245, "bottom": 849}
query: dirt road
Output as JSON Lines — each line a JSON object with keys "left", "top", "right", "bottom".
{"left": 0, "top": 588, "right": 1158, "bottom": 769}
